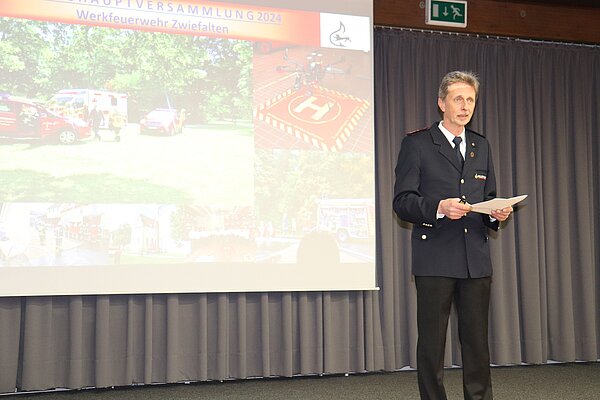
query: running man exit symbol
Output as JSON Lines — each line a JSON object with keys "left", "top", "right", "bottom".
{"left": 426, "top": 0, "right": 467, "bottom": 28}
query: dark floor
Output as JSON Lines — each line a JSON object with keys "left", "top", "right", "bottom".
{"left": 6, "top": 362, "right": 600, "bottom": 399}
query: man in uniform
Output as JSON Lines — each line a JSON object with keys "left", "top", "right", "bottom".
{"left": 109, "top": 107, "right": 125, "bottom": 142}
{"left": 88, "top": 102, "right": 104, "bottom": 141}
{"left": 393, "top": 71, "right": 512, "bottom": 400}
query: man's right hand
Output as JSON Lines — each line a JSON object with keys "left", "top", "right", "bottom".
{"left": 437, "top": 198, "right": 472, "bottom": 220}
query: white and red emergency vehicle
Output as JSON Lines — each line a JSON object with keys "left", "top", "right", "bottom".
{"left": 49, "top": 89, "right": 128, "bottom": 127}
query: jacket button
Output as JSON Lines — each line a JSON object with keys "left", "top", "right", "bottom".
{"left": 421, "top": 234, "right": 427, "bottom": 240}
{"left": 464, "top": 228, "right": 468, "bottom": 233}
{"left": 460, "top": 179, "right": 465, "bottom": 184}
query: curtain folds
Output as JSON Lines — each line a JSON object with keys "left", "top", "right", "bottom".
{"left": 0, "top": 28, "right": 598, "bottom": 394}
{"left": 3, "top": 291, "right": 383, "bottom": 392}
{"left": 375, "top": 28, "right": 599, "bottom": 368}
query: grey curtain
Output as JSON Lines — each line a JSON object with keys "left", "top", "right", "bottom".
{"left": 0, "top": 28, "right": 599, "bottom": 394}
{"left": 374, "top": 28, "right": 600, "bottom": 367}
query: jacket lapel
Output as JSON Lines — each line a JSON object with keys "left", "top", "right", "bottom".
{"left": 430, "top": 124, "right": 463, "bottom": 172}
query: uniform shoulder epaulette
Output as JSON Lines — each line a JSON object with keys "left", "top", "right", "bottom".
{"left": 466, "top": 127, "right": 486, "bottom": 138}
{"left": 406, "top": 127, "right": 428, "bottom": 136}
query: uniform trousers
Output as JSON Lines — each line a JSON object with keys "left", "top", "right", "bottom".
{"left": 415, "top": 276, "right": 493, "bottom": 400}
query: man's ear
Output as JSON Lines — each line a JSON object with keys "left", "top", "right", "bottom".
{"left": 437, "top": 97, "right": 445, "bottom": 113}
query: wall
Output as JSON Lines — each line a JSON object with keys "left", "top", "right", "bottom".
{"left": 374, "top": 0, "right": 600, "bottom": 44}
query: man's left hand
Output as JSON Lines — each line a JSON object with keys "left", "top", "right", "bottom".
{"left": 491, "top": 207, "right": 512, "bottom": 221}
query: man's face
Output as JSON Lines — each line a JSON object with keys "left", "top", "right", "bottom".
{"left": 437, "top": 82, "right": 477, "bottom": 132}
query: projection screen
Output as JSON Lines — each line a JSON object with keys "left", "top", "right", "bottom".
{"left": 0, "top": 0, "right": 375, "bottom": 296}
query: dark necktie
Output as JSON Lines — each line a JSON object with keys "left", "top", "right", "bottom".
{"left": 453, "top": 136, "right": 464, "bottom": 169}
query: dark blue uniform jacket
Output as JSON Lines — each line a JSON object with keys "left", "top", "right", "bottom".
{"left": 393, "top": 122, "right": 499, "bottom": 278}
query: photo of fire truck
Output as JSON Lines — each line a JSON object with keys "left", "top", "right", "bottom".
{"left": 316, "top": 198, "right": 375, "bottom": 242}
{"left": 0, "top": 94, "right": 91, "bottom": 144}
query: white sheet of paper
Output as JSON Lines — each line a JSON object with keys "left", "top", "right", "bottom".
{"left": 469, "top": 195, "right": 528, "bottom": 215}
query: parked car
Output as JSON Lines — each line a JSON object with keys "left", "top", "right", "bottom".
{"left": 0, "top": 95, "right": 91, "bottom": 144}
{"left": 139, "top": 108, "right": 182, "bottom": 136}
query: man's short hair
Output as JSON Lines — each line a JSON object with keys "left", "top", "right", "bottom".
{"left": 438, "top": 71, "right": 480, "bottom": 100}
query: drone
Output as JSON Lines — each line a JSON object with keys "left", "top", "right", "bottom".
{"left": 275, "top": 49, "right": 350, "bottom": 96}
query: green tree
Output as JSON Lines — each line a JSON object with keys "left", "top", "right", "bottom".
{"left": 1, "top": 18, "right": 252, "bottom": 121}
{"left": 0, "top": 18, "right": 50, "bottom": 97}
{"left": 170, "top": 206, "right": 194, "bottom": 241}
{"left": 255, "top": 150, "right": 374, "bottom": 230}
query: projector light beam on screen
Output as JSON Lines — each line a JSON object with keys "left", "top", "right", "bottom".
{"left": 0, "top": 0, "right": 376, "bottom": 296}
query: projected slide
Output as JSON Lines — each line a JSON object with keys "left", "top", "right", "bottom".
{"left": 0, "top": 0, "right": 375, "bottom": 296}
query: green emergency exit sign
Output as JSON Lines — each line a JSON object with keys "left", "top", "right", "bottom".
{"left": 426, "top": 0, "right": 467, "bottom": 28}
